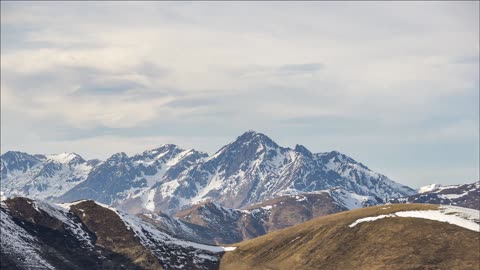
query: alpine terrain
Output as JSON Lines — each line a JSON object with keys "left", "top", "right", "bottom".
{"left": 1, "top": 131, "right": 415, "bottom": 215}
{"left": 0, "top": 197, "right": 236, "bottom": 270}
{"left": 389, "top": 182, "right": 480, "bottom": 209}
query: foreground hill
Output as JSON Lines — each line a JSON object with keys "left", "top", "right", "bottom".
{"left": 390, "top": 182, "right": 479, "bottom": 209}
{"left": 1, "top": 197, "right": 234, "bottom": 270}
{"left": 220, "top": 204, "right": 480, "bottom": 270}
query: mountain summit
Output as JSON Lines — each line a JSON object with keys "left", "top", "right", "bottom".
{"left": 0, "top": 131, "right": 415, "bottom": 214}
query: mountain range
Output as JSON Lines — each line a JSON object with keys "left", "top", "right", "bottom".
{"left": 1, "top": 131, "right": 479, "bottom": 270}
{"left": 0, "top": 131, "right": 415, "bottom": 215}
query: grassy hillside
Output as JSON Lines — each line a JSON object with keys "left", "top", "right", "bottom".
{"left": 220, "top": 204, "right": 479, "bottom": 270}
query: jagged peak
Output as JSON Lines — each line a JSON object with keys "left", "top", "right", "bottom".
{"left": 141, "top": 144, "right": 184, "bottom": 156}
{"left": 294, "top": 144, "right": 313, "bottom": 158}
{"left": 209, "top": 131, "right": 279, "bottom": 161}
{"left": 316, "top": 150, "right": 371, "bottom": 172}
{"left": 135, "top": 145, "right": 208, "bottom": 163}
{"left": 108, "top": 152, "right": 129, "bottom": 162}
{"left": 232, "top": 130, "right": 278, "bottom": 149}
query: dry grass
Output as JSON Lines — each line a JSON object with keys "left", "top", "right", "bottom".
{"left": 220, "top": 204, "right": 480, "bottom": 270}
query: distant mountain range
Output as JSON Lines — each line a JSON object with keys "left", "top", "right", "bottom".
{"left": 390, "top": 182, "right": 480, "bottom": 209}
{"left": 1, "top": 131, "right": 415, "bottom": 215}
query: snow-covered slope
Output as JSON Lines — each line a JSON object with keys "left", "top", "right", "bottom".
{"left": 58, "top": 145, "right": 207, "bottom": 206}
{"left": 0, "top": 151, "right": 95, "bottom": 200}
{"left": 135, "top": 131, "right": 414, "bottom": 214}
{"left": 1, "top": 201, "right": 56, "bottom": 270}
{"left": 1, "top": 197, "right": 235, "bottom": 270}
{"left": 417, "top": 183, "right": 443, "bottom": 193}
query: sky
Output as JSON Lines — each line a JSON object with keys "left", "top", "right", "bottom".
{"left": 1, "top": 2, "right": 479, "bottom": 188}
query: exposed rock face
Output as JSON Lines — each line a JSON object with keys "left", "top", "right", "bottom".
{"left": 69, "top": 201, "right": 164, "bottom": 270}
{"left": 1, "top": 197, "right": 232, "bottom": 270}
{"left": 173, "top": 189, "right": 382, "bottom": 244}
{"left": 1, "top": 197, "right": 150, "bottom": 270}
{"left": 389, "top": 182, "right": 480, "bottom": 209}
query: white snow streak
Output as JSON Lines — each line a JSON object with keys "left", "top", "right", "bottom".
{"left": 349, "top": 205, "right": 480, "bottom": 232}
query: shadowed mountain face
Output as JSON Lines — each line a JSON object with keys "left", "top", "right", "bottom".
{"left": 389, "top": 182, "right": 480, "bottom": 210}
{"left": 220, "top": 204, "right": 480, "bottom": 270}
{"left": 0, "top": 197, "right": 232, "bottom": 270}
{"left": 1, "top": 131, "right": 415, "bottom": 215}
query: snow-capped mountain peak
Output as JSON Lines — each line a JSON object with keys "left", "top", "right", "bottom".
{"left": 45, "top": 152, "right": 86, "bottom": 166}
{"left": 1, "top": 151, "right": 43, "bottom": 177}
{"left": 294, "top": 144, "right": 313, "bottom": 158}
{"left": 0, "top": 151, "right": 93, "bottom": 200}
{"left": 417, "top": 183, "right": 443, "bottom": 193}
{"left": 1, "top": 131, "right": 416, "bottom": 215}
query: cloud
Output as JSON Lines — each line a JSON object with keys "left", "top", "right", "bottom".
{"left": 277, "top": 63, "right": 324, "bottom": 75}
{"left": 1, "top": 1, "right": 478, "bottom": 186}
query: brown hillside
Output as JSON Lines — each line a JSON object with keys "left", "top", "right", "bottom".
{"left": 70, "top": 201, "right": 164, "bottom": 270}
{"left": 220, "top": 204, "right": 480, "bottom": 270}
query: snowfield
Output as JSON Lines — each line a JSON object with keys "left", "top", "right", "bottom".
{"left": 349, "top": 205, "right": 480, "bottom": 232}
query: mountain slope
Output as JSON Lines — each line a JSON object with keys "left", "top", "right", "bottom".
{"left": 390, "top": 182, "right": 480, "bottom": 209}
{"left": 220, "top": 204, "right": 480, "bottom": 270}
{"left": 58, "top": 145, "right": 207, "bottom": 206}
{"left": 0, "top": 151, "right": 95, "bottom": 200}
{"left": 174, "top": 188, "right": 382, "bottom": 244}
{"left": 1, "top": 197, "right": 235, "bottom": 270}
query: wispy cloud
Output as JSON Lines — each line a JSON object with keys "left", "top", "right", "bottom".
{"left": 1, "top": 1, "right": 478, "bottom": 186}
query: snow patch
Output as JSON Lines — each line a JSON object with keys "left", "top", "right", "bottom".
{"left": 144, "top": 189, "right": 156, "bottom": 212}
{"left": 417, "top": 184, "right": 442, "bottom": 193}
{"left": 46, "top": 152, "right": 80, "bottom": 164}
{"left": 1, "top": 209, "right": 56, "bottom": 270}
{"left": 349, "top": 205, "right": 479, "bottom": 232}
